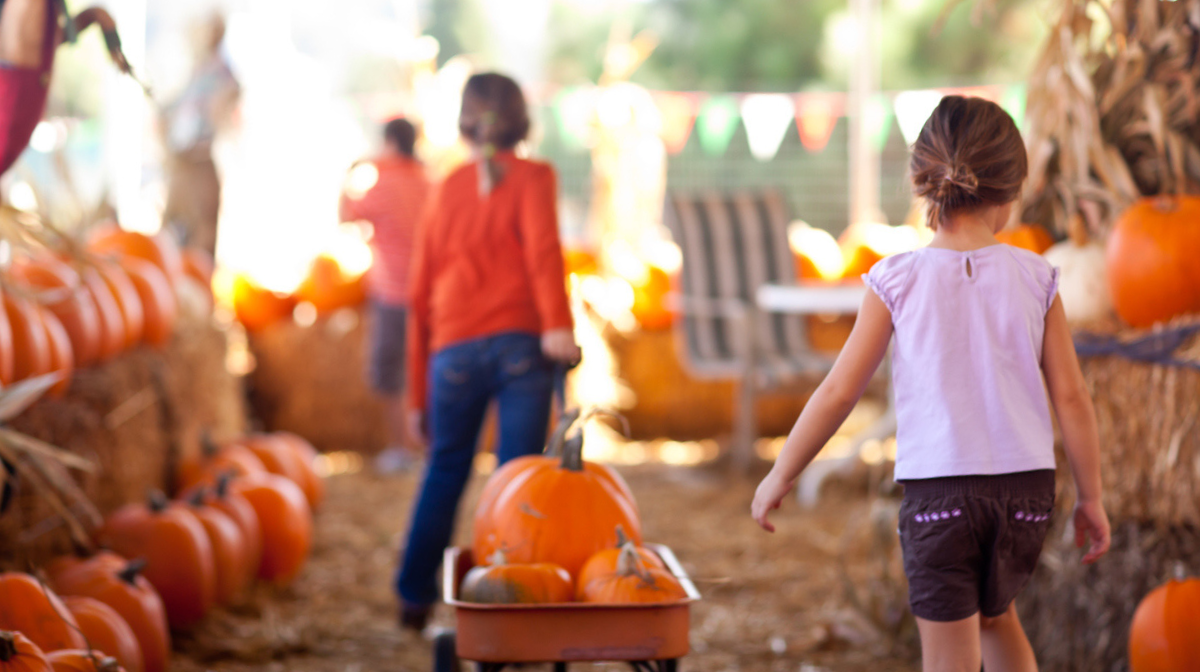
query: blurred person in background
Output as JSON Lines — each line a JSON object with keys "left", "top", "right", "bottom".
{"left": 339, "top": 117, "right": 431, "bottom": 473}
{"left": 395, "top": 72, "right": 580, "bottom": 630}
{"left": 162, "top": 12, "right": 239, "bottom": 255}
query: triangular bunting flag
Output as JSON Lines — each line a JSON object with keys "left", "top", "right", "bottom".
{"left": 652, "top": 91, "right": 698, "bottom": 155}
{"left": 866, "top": 93, "right": 893, "bottom": 151}
{"left": 696, "top": 95, "right": 740, "bottom": 156}
{"left": 794, "top": 92, "right": 842, "bottom": 153}
{"left": 1001, "top": 83, "right": 1027, "bottom": 131}
{"left": 893, "top": 89, "right": 944, "bottom": 145}
{"left": 741, "top": 94, "right": 795, "bottom": 161}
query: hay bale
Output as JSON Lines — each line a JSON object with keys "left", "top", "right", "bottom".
{"left": 247, "top": 308, "right": 386, "bottom": 455}
{"left": 0, "top": 308, "right": 244, "bottom": 567}
{"left": 1020, "top": 521, "right": 1200, "bottom": 672}
{"left": 1076, "top": 327, "right": 1200, "bottom": 526}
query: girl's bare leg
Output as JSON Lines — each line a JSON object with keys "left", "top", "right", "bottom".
{"left": 980, "top": 602, "right": 1038, "bottom": 672}
{"left": 916, "top": 613, "right": 981, "bottom": 672}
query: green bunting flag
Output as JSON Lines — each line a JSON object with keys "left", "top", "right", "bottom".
{"left": 696, "top": 95, "right": 741, "bottom": 156}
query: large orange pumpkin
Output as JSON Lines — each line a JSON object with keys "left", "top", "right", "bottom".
{"left": 0, "top": 573, "right": 87, "bottom": 652}
{"left": 0, "top": 289, "right": 14, "bottom": 386}
{"left": 44, "top": 651, "right": 124, "bottom": 672}
{"left": 48, "top": 556, "right": 169, "bottom": 672}
{"left": 231, "top": 274, "right": 295, "bottom": 332}
{"left": 10, "top": 258, "right": 101, "bottom": 367}
{"left": 93, "top": 263, "right": 144, "bottom": 350}
{"left": 180, "top": 475, "right": 262, "bottom": 593}
{"left": 182, "top": 490, "right": 250, "bottom": 606}
{"left": 575, "top": 527, "right": 665, "bottom": 600}
{"left": 60, "top": 598, "right": 142, "bottom": 672}
{"left": 293, "top": 254, "right": 366, "bottom": 315}
{"left": 95, "top": 493, "right": 215, "bottom": 630}
{"left": 38, "top": 309, "right": 73, "bottom": 398}
{"left": 268, "top": 432, "right": 325, "bottom": 510}
{"left": 229, "top": 474, "right": 312, "bottom": 587}
{"left": 4, "top": 294, "right": 51, "bottom": 381}
{"left": 579, "top": 544, "right": 687, "bottom": 604}
{"left": 472, "top": 432, "right": 642, "bottom": 577}
{"left": 77, "top": 266, "right": 125, "bottom": 361}
{"left": 1129, "top": 578, "right": 1200, "bottom": 672}
{"left": 174, "top": 436, "right": 267, "bottom": 493}
{"left": 86, "top": 227, "right": 183, "bottom": 286}
{"left": 1107, "top": 196, "right": 1200, "bottom": 328}
{"left": 459, "top": 551, "right": 573, "bottom": 604}
{"left": 0, "top": 631, "right": 51, "bottom": 672}
{"left": 995, "top": 223, "right": 1055, "bottom": 254}
{"left": 117, "top": 260, "right": 176, "bottom": 347}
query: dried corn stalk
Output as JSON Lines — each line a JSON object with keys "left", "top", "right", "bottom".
{"left": 1020, "top": 0, "right": 1200, "bottom": 236}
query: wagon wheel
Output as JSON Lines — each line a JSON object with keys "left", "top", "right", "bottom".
{"left": 432, "top": 629, "right": 460, "bottom": 672}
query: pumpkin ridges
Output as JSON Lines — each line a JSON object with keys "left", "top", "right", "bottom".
{"left": 0, "top": 630, "right": 52, "bottom": 672}
{"left": 48, "top": 557, "right": 168, "bottom": 672}
{"left": 0, "top": 573, "right": 88, "bottom": 653}
{"left": 61, "top": 598, "right": 142, "bottom": 672}
{"left": 38, "top": 309, "right": 73, "bottom": 398}
{"left": 93, "top": 263, "right": 144, "bottom": 350}
{"left": 4, "top": 294, "right": 52, "bottom": 381}
{"left": 117, "top": 260, "right": 176, "bottom": 347}
{"left": 180, "top": 474, "right": 262, "bottom": 591}
{"left": 269, "top": 432, "right": 325, "bottom": 510}
{"left": 9, "top": 259, "right": 101, "bottom": 367}
{"left": 77, "top": 266, "right": 125, "bottom": 361}
{"left": 86, "top": 228, "right": 183, "bottom": 286}
{"left": 95, "top": 493, "right": 216, "bottom": 630}
{"left": 229, "top": 474, "right": 312, "bottom": 587}
{"left": 183, "top": 489, "right": 251, "bottom": 606}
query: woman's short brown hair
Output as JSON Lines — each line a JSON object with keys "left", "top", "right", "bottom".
{"left": 459, "top": 73, "right": 530, "bottom": 150}
{"left": 909, "top": 95, "right": 1027, "bottom": 228}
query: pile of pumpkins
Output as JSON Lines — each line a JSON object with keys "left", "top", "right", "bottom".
{"left": 0, "top": 430, "right": 323, "bottom": 672}
{"left": 230, "top": 254, "right": 366, "bottom": 333}
{"left": 0, "top": 224, "right": 214, "bottom": 399}
{"left": 461, "top": 414, "right": 687, "bottom": 605}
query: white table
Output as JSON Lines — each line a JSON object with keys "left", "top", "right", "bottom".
{"left": 755, "top": 283, "right": 897, "bottom": 507}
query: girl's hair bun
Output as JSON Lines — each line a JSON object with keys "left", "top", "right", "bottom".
{"left": 909, "top": 95, "right": 1027, "bottom": 229}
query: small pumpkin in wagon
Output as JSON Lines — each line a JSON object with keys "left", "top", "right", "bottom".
{"left": 575, "top": 526, "right": 665, "bottom": 600}
{"left": 579, "top": 544, "right": 687, "bottom": 604}
{"left": 459, "top": 551, "right": 573, "bottom": 604}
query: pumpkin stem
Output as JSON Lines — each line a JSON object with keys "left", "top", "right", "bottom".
{"left": 560, "top": 433, "right": 585, "bottom": 472}
{"left": 200, "top": 430, "right": 219, "bottom": 458}
{"left": 545, "top": 408, "right": 582, "bottom": 458}
{"left": 615, "top": 525, "right": 629, "bottom": 548}
{"left": 0, "top": 632, "right": 15, "bottom": 661}
{"left": 615, "top": 543, "right": 646, "bottom": 578}
{"left": 96, "top": 655, "right": 121, "bottom": 672}
{"left": 147, "top": 489, "right": 169, "bottom": 513}
{"left": 214, "top": 471, "right": 233, "bottom": 498}
{"left": 118, "top": 558, "right": 147, "bottom": 586}
{"left": 488, "top": 549, "right": 507, "bottom": 566}
{"left": 185, "top": 488, "right": 207, "bottom": 508}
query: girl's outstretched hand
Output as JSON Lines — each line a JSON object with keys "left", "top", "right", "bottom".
{"left": 751, "top": 471, "right": 792, "bottom": 532}
{"left": 1074, "top": 499, "right": 1111, "bottom": 564}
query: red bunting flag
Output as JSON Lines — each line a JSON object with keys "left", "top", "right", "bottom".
{"left": 794, "top": 92, "right": 843, "bottom": 153}
{"left": 652, "top": 91, "right": 699, "bottom": 155}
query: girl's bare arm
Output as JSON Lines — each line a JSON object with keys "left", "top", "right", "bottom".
{"left": 752, "top": 290, "right": 893, "bottom": 531}
{"left": 1041, "top": 296, "right": 1110, "bottom": 562}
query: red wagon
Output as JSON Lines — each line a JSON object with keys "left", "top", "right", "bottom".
{"left": 436, "top": 544, "right": 700, "bottom": 672}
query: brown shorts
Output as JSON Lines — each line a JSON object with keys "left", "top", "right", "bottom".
{"left": 897, "top": 470, "right": 1055, "bottom": 622}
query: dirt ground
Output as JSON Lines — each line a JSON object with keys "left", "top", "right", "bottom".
{"left": 172, "top": 460, "right": 922, "bottom": 672}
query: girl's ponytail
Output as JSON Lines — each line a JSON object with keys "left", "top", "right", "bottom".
{"left": 910, "top": 96, "right": 1027, "bottom": 229}
{"left": 459, "top": 73, "right": 530, "bottom": 196}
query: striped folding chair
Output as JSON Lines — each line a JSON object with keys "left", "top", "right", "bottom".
{"left": 665, "top": 189, "right": 837, "bottom": 469}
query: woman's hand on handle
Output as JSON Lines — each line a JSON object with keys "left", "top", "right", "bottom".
{"left": 541, "top": 328, "right": 581, "bottom": 365}
{"left": 1074, "top": 499, "right": 1111, "bottom": 564}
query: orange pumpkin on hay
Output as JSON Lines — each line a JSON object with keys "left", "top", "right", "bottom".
{"left": 293, "top": 254, "right": 366, "bottom": 315}
{"left": 995, "top": 223, "right": 1055, "bottom": 254}
{"left": 1106, "top": 196, "right": 1200, "bottom": 329}
{"left": 231, "top": 274, "right": 295, "bottom": 332}
{"left": 1129, "top": 577, "right": 1200, "bottom": 672}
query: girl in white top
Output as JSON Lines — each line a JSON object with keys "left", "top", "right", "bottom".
{"left": 752, "top": 96, "right": 1111, "bottom": 672}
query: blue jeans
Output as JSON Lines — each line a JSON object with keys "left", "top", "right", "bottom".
{"left": 395, "top": 332, "right": 555, "bottom": 605}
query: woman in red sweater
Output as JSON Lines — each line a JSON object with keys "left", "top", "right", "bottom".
{"left": 396, "top": 72, "right": 580, "bottom": 628}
